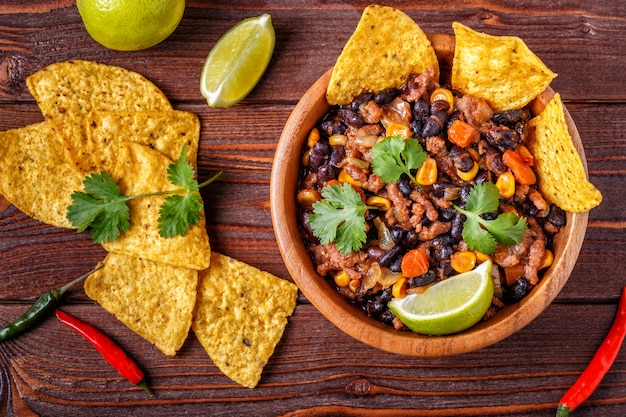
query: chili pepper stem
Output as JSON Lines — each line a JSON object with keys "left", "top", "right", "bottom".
{"left": 136, "top": 379, "right": 154, "bottom": 396}
{"left": 555, "top": 404, "right": 571, "bottom": 417}
{"left": 58, "top": 263, "right": 104, "bottom": 294}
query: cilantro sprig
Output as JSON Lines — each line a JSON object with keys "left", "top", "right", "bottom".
{"left": 371, "top": 135, "right": 427, "bottom": 185}
{"left": 66, "top": 146, "right": 222, "bottom": 244}
{"left": 453, "top": 182, "right": 528, "bottom": 254}
{"left": 308, "top": 182, "right": 374, "bottom": 255}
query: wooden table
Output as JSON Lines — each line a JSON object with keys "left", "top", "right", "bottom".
{"left": 1, "top": 1, "right": 625, "bottom": 416}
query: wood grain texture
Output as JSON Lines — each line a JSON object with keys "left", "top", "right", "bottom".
{"left": 1, "top": 1, "right": 626, "bottom": 415}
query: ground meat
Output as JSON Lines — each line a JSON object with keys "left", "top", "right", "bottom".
{"left": 385, "top": 182, "right": 413, "bottom": 230}
{"left": 358, "top": 101, "right": 384, "bottom": 124}
{"left": 492, "top": 217, "right": 545, "bottom": 284}
{"left": 418, "top": 221, "right": 451, "bottom": 241}
{"left": 455, "top": 95, "right": 494, "bottom": 134}
{"left": 401, "top": 65, "right": 439, "bottom": 102}
{"left": 409, "top": 189, "right": 438, "bottom": 221}
{"left": 362, "top": 173, "right": 385, "bottom": 193}
{"left": 425, "top": 135, "right": 446, "bottom": 155}
{"left": 313, "top": 243, "right": 368, "bottom": 277}
{"left": 343, "top": 163, "right": 368, "bottom": 183}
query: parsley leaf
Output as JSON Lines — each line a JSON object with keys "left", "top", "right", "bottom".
{"left": 66, "top": 146, "right": 221, "bottom": 244}
{"left": 454, "top": 182, "right": 528, "bottom": 254}
{"left": 371, "top": 135, "right": 427, "bottom": 185}
{"left": 308, "top": 182, "right": 371, "bottom": 255}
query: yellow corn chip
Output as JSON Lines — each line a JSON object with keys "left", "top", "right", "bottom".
{"left": 86, "top": 110, "right": 200, "bottom": 172}
{"left": 85, "top": 252, "right": 198, "bottom": 356}
{"left": 26, "top": 60, "right": 173, "bottom": 172}
{"left": 101, "top": 142, "right": 211, "bottom": 270}
{"left": 527, "top": 93, "right": 601, "bottom": 212}
{"left": 451, "top": 22, "right": 557, "bottom": 111}
{"left": 192, "top": 252, "right": 298, "bottom": 388}
{"left": 326, "top": 5, "right": 439, "bottom": 105}
{"left": 0, "top": 122, "right": 83, "bottom": 228}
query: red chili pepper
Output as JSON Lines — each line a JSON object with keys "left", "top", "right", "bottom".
{"left": 55, "top": 309, "right": 152, "bottom": 396}
{"left": 556, "top": 287, "right": 626, "bottom": 417}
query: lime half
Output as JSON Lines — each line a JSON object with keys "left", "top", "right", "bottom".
{"left": 200, "top": 14, "right": 275, "bottom": 108}
{"left": 388, "top": 260, "right": 494, "bottom": 335}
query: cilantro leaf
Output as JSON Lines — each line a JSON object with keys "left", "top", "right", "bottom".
{"left": 158, "top": 193, "right": 203, "bottom": 238}
{"left": 308, "top": 182, "right": 370, "bottom": 255}
{"left": 66, "top": 146, "right": 222, "bottom": 244}
{"left": 371, "top": 135, "right": 427, "bottom": 185}
{"left": 66, "top": 172, "right": 131, "bottom": 243}
{"left": 167, "top": 146, "right": 199, "bottom": 191}
{"left": 454, "top": 182, "right": 528, "bottom": 254}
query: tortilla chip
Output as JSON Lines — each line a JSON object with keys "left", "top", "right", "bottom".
{"left": 527, "top": 93, "right": 602, "bottom": 212}
{"left": 101, "top": 142, "right": 211, "bottom": 270}
{"left": 451, "top": 22, "right": 557, "bottom": 112}
{"left": 0, "top": 122, "right": 83, "bottom": 228}
{"left": 326, "top": 5, "right": 439, "bottom": 105}
{"left": 86, "top": 110, "right": 200, "bottom": 172}
{"left": 26, "top": 60, "right": 173, "bottom": 172}
{"left": 84, "top": 252, "right": 198, "bottom": 356}
{"left": 192, "top": 252, "right": 298, "bottom": 388}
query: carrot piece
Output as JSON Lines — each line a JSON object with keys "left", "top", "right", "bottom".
{"left": 401, "top": 248, "right": 430, "bottom": 278}
{"left": 447, "top": 119, "right": 477, "bottom": 148}
{"left": 502, "top": 150, "right": 536, "bottom": 185}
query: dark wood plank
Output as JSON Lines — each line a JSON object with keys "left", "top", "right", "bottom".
{"left": 1, "top": 302, "right": 625, "bottom": 416}
{"left": 0, "top": 2, "right": 624, "bottom": 104}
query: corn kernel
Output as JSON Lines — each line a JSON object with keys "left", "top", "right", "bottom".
{"left": 307, "top": 127, "right": 320, "bottom": 148}
{"left": 496, "top": 171, "right": 516, "bottom": 198}
{"left": 467, "top": 147, "right": 480, "bottom": 161}
{"left": 386, "top": 123, "right": 412, "bottom": 138}
{"left": 450, "top": 251, "right": 477, "bottom": 273}
{"left": 366, "top": 196, "right": 391, "bottom": 211}
{"left": 334, "top": 270, "right": 351, "bottom": 287}
{"left": 416, "top": 156, "right": 437, "bottom": 186}
{"left": 301, "top": 149, "right": 310, "bottom": 166}
{"left": 296, "top": 188, "right": 322, "bottom": 210}
{"left": 349, "top": 279, "right": 360, "bottom": 293}
{"left": 329, "top": 134, "right": 348, "bottom": 146}
{"left": 392, "top": 277, "right": 408, "bottom": 298}
{"left": 430, "top": 87, "right": 455, "bottom": 113}
{"left": 456, "top": 161, "right": 479, "bottom": 181}
{"left": 473, "top": 251, "right": 492, "bottom": 263}
{"left": 540, "top": 250, "right": 554, "bottom": 269}
{"left": 338, "top": 169, "right": 363, "bottom": 187}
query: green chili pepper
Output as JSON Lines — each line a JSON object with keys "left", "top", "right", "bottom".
{"left": 0, "top": 264, "right": 102, "bottom": 341}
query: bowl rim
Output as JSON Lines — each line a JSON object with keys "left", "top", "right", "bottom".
{"left": 270, "top": 34, "right": 589, "bottom": 357}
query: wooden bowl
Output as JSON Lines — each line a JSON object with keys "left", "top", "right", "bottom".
{"left": 270, "top": 34, "right": 588, "bottom": 356}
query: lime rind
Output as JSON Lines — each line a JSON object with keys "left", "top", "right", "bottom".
{"left": 388, "top": 260, "right": 494, "bottom": 335}
{"left": 200, "top": 14, "right": 276, "bottom": 108}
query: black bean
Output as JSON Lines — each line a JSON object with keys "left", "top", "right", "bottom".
{"left": 389, "top": 256, "right": 403, "bottom": 273}
{"left": 547, "top": 205, "right": 566, "bottom": 227}
{"left": 308, "top": 141, "right": 329, "bottom": 171}
{"left": 320, "top": 119, "right": 346, "bottom": 136}
{"left": 410, "top": 119, "right": 424, "bottom": 138}
{"left": 446, "top": 110, "right": 462, "bottom": 129}
{"left": 486, "top": 126, "right": 519, "bottom": 151}
{"left": 491, "top": 108, "right": 527, "bottom": 128}
{"left": 398, "top": 175, "right": 412, "bottom": 197}
{"left": 329, "top": 145, "right": 345, "bottom": 167}
{"left": 437, "top": 245, "right": 454, "bottom": 260}
{"left": 300, "top": 211, "right": 320, "bottom": 244}
{"left": 379, "top": 309, "right": 395, "bottom": 325}
{"left": 474, "top": 171, "right": 491, "bottom": 184}
{"left": 367, "top": 246, "right": 385, "bottom": 263}
{"left": 408, "top": 270, "right": 436, "bottom": 287}
{"left": 451, "top": 212, "right": 465, "bottom": 240}
{"left": 401, "top": 230, "right": 419, "bottom": 249}
{"left": 374, "top": 88, "right": 398, "bottom": 105}
{"left": 390, "top": 226, "right": 405, "bottom": 244}
{"left": 430, "top": 100, "right": 450, "bottom": 114}
{"left": 337, "top": 108, "right": 364, "bottom": 128}
{"left": 350, "top": 92, "right": 375, "bottom": 112}
{"left": 482, "top": 211, "right": 499, "bottom": 221}
{"left": 505, "top": 277, "right": 530, "bottom": 303}
{"left": 439, "top": 207, "right": 456, "bottom": 221}
{"left": 316, "top": 164, "right": 335, "bottom": 185}
{"left": 413, "top": 99, "right": 430, "bottom": 119}
{"left": 421, "top": 116, "right": 443, "bottom": 138}
{"left": 366, "top": 299, "right": 385, "bottom": 318}
{"left": 431, "top": 233, "right": 454, "bottom": 248}
{"left": 459, "top": 185, "right": 472, "bottom": 202}
{"left": 379, "top": 246, "right": 403, "bottom": 267}
{"left": 380, "top": 287, "right": 393, "bottom": 303}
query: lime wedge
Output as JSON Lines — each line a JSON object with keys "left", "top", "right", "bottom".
{"left": 200, "top": 14, "right": 275, "bottom": 108}
{"left": 388, "top": 260, "right": 494, "bottom": 335}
